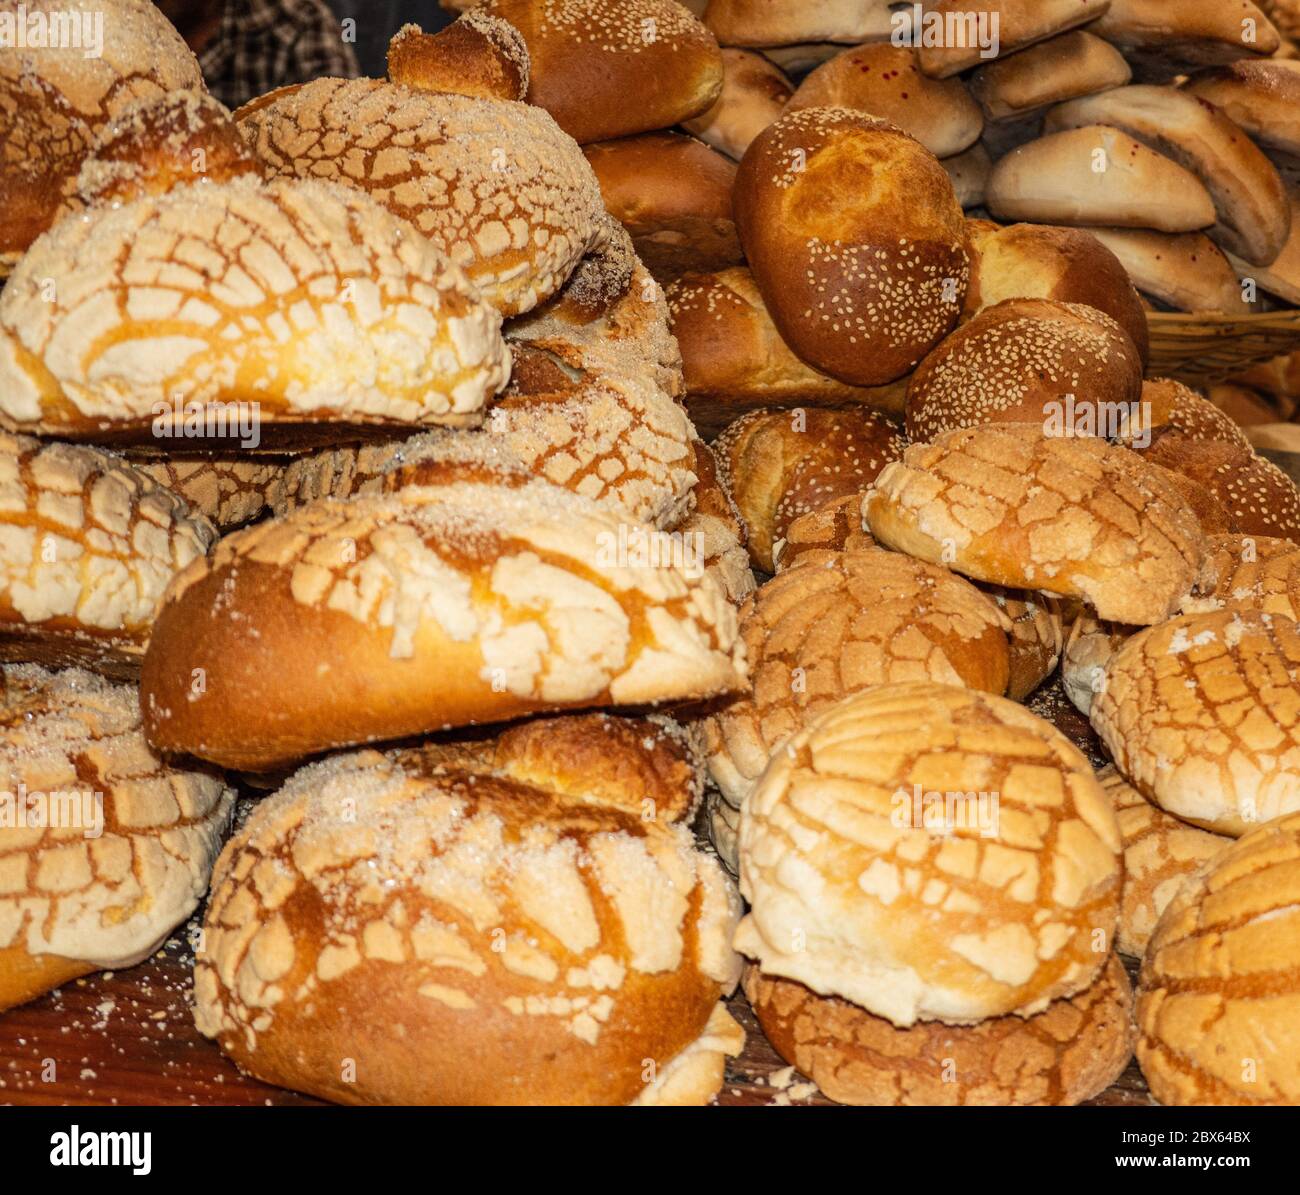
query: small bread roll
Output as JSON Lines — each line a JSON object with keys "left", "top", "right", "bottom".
{"left": 1098, "top": 766, "right": 1228, "bottom": 958}
{"left": 714, "top": 407, "right": 906, "bottom": 573}
{"left": 0, "top": 434, "right": 215, "bottom": 676}
{"left": 682, "top": 48, "right": 792, "bottom": 161}
{"left": 1186, "top": 60, "right": 1300, "bottom": 160}
{"left": 1138, "top": 811, "right": 1300, "bottom": 1105}
{"left": 702, "top": 548, "right": 1013, "bottom": 805}
{"left": 1093, "top": 0, "right": 1281, "bottom": 69}
{"left": 988, "top": 126, "right": 1218, "bottom": 233}
{"left": 386, "top": 14, "right": 530, "bottom": 102}
{"left": 736, "top": 682, "right": 1122, "bottom": 1025}
{"left": 942, "top": 142, "right": 993, "bottom": 209}
{"left": 773, "top": 492, "right": 876, "bottom": 571}
{"left": 703, "top": 0, "right": 893, "bottom": 48}
{"left": 582, "top": 133, "right": 741, "bottom": 282}
{"left": 917, "top": 0, "right": 1112, "bottom": 79}
{"left": 1086, "top": 228, "right": 1250, "bottom": 314}
{"left": 734, "top": 107, "right": 968, "bottom": 387}
{"left": 865, "top": 424, "right": 1210, "bottom": 625}
{"left": 746, "top": 956, "right": 1135, "bottom": 1106}
{"left": 971, "top": 32, "right": 1132, "bottom": 123}
{"left": 194, "top": 739, "right": 743, "bottom": 1105}
{"left": 0, "top": 177, "right": 510, "bottom": 444}
{"left": 786, "top": 44, "right": 983, "bottom": 159}
{"left": 1226, "top": 189, "right": 1300, "bottom": 306}
{"left": 0, "top": 664, "right": 234, "bottom": 1012}
{"left": 236, "top": 79, "right": 607, "bottom": 317}
{"left": 1093, "top": 608, "right": 1300, "bottom": 836}
{"left": 482, "top": 0, "right": 723, "bottom": 144}
{"left": 141, "top": 474, "right": 745, "bottom": 771}
{"left": 962, "top": 223, "right": 1149, "bottom": 363}
{"left": 905, "top": 298, "right": 1144, "bottom": 442}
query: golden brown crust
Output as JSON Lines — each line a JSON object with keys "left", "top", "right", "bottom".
{"left": 736, "top": 682, "right": 1122, "bottom": 1025}
{"left": 1094, "top": 0, "right": 1281, "bottom": 68}
{"left": 773, "top": 492, "right": 876, "bottom": 572}
{"left": 1087, "top": 227, "right": 1250, "bottom": 314}
{"left": 943, "top": 143, "right": 993, "bottom": 210}
{"left": 1120, "top": 378, "right": 1253, "bottom": 453}
{"left": 970, "top": 31, "right": 1131, "bottom": 122}
{"left": 386, "top": 15, "right": 530, "bottom": 102}
{"left": 733, "top": 108, "right": 968, "bottom": 387}
{"left": 1186, "top": 60, "right": 1300, "bottom": 159}
{"left": 865, "top": 425, "right": 1210, "bottom": 625}
{"left": 1092, "top": 608, "right": 1300, "bottom": 837}
{"left": 703, "top": 549, "right": 1013, "bottom": 805}
{"left": 979, "top": 585, "right": 1064, "bottom": 701}
{"left": 702, "top": 0, "right": 895, "bottom": 47}
{"left": 193, "top": 744, "right": 742, "bottom": 1104}
{"left": 681, "top": 48, "right": 792, "bottom": 162}
{"left": 1203, "top": 532, "right": 1300, "bottom": 618}
{"left": 746, "top": 956, "right": 1135, "bottom": 1106}
{"left": 918, "top": 0, "right": 1112, "bottom": 79}
{"left": 1137, "top": 811, "right": 1300, "bottom": 1106}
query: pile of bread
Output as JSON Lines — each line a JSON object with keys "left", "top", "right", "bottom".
{"left": 2, "top": 0, "right": 1300, "bottom": 1108}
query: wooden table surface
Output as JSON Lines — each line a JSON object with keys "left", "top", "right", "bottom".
{"left": 0, "top": 682, "right": 1156, "bottom": 1107}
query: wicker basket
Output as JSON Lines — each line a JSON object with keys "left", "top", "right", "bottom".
{"left": 1146, "top": 309, "right": 1300, "bottom": 386}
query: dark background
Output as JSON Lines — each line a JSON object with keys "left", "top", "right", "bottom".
{"left": 328, "top": 1, "right": 453, "bottom": 78}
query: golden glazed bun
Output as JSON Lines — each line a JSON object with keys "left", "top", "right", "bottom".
{"left": 1086, "top": 228, "right": 1250, "bottom": 314}
{"left": 1092, "top": 608, "right": 1300, "bottom": 837}
{"left": 481, "top": 0, "right": 723, "bottom": 144}
{"left": 1138, "top": 811, "right": 1300, "bottom": 1105}
{"left": 746, "top": 956, "right": 1135, "bottom": 1106}
{"left": 581, "top": 133, "right": 742, "bottom": 282}
{"left": 0, "top": 664, "right": 234, "bottom": 1012}
{"left": 905, "top": 298, "right": 1144, "bottom": 442}
{"left": 1098, "top": 766, "right": 1228, "bottom": 958}
{"left": 0, "top": 434, "right": 215, "bottom": 676}
{"left": 714, "top": 407, "right": 906, "bottom": 573}
{"left": 0, "top": 0, "right": 205, "bottom": 274}
{"left": 970, "top": 32, "right": 1132, "bottom": 123}
{"left": 236, "top": 78, "right": 607, "bottom": 317}
{"left": 702, "top": 548, "right": 1013, "bottom": 806}
{"left": 194, "top": 741, "right": 743, "bottom": 1105}
{"left": 917, "top": 0, "right": 1112, "bottom": 79}
{"left": 682, "top": 48, "right": 792, "bottom": 161}
{"left": 773, "top": 492, "right": 876, "bottom": 571}
{"left": 962, "top": 223, "right": 1149, "bottom": 363}
{"left": 866, "top": 425, "right": 1210, "bottom": 625}
{"left": 386, "top": 14, "right": 531, "bottom": 102}
{"left": 733, "top": 107, "right": 969, "bottom": 387}
{"left": 736, "top": 682, "right": 1122, "bottom": 1025}
{"left": 785, "top": 44, "right": 983, "bottom": 159}
{"left": 0, "top": 177, "right": 510, "bottom": 444}
{"left": 141, "top": 474, "right": 745, "bottom": 771}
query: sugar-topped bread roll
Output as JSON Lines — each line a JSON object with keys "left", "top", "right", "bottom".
{"left": 0, "top": 177, "right": 510, "bottom": 445}
{"left": 0, "top": 663, "right": 234, "bottom": 1011}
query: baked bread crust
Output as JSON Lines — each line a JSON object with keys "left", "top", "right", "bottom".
{"left": 130, "top": 453, "right": 292, "bottom": 533}
{"left": 735, "top": 682, "right": 1121, "bottom": 1025}
{"left": 1202, "top": 532, "right": 1300, "bottom": 618}
{"left": 1093, "top": 0, "right": 1281, "bottom": 69}
{"left": 970, "top": 31, "right": 1132, "bottom": 123}
{"left": 1086, "top": 228, "right": 1249, "bottom": 314}
{"left": 682, "top": 48, "right": 792, "bottom": 162}
{"left": 917, "top": 0, "right": 1112, "bottom": 79}
{"left": 1186, "top": 60, "right": 1300, "bottom": 159}
{"left": 773, "top": 492, "right": 876, "bottom": 572}
{"left": 386, "top": 14, "right": 531, "bottom": 102}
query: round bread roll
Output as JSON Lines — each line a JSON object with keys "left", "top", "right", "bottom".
{"left": 481, "top": 0, "right": 723, "bottom": 144}
{"left": 1093, "top": 0, "right": 1281, "bottom": 69}
{"left": 702, "top": 548, "right": 1013, "bottom": 805}
{"left": 1142, "top": 435, "right": 1300, "bottom": 540}
{"left": 736, "top": 682, "right": 1122, "bottom": 1025}
{"left": 1137, "top": 811, "right": 1300, "bottom": 1105}
{"left": 785, "top": 44, "right": 983, "bottom": 159}
{"left": 905, "top": 299, "right": 1144, "bottom": 443}
{"left": 682, "top": 48, "right": 793, "bottom": 161}
{"left": 1186, "top": 60, "right": 1300, "bottom": 160}
{"left": 773, "top": 492, "right": 876, "bottom": 571}
{"left": 865, "top": 424, "right": 1211, "bottom": 625}
{"left": 1092, "top": 608, "right": 1300, "bottom": 836}
{"left": 942, "top": 142, "right": 993, "bottom": 209}
{"left": 0, "top": 176, "right": 510, "bottom": 444}
{"left": 1203, "top": 532, "right": 1300, "bottom": 618}
{"left": 733, "top": 107, "right": 969, "bottom": 387}
{"left": 1044, "top": 85, "right": 1292, "bottom": 267}
{"left": 582, "top": 133, "right": 741, "bottom": 282}
{"left": 1098, "top": 766, "right": 1228, "bottom": 958}
{"left": 1086, "top": 227, "right": 1250, "bottom": 314}
{"left": 745, "top": 955, "right": 1135, "bottom": 1106}
{"left": 970, "top": 32, "right": 1132, "bottom": 123}
{"left": 194, "top": 740, "right": 743, "bottom": 1105}
{"left": 0, "top": 434, "right": 215, "bottom": 676}
{"left": 1061, "top": 613, "right": 1133, "bottom": 717}
{"left": 141, "top": 474, "right": 745, "bottom": 771}
{"left": 962, "top": 223, "right": 1149, "bottom": 363}
{"left": 0, "top": 663, "right": 234, "bottom": 1012}
{"left": 0, "top": 0, "right": 205, "bottom": 274}
{"left": 917, "top": 0, "right": 1112, "bottom": 79}
{"left": 714, "top": 407, "right": 906, "bottom": 573}
{"left": 981, "top": 585, "right": 1065, "bottom": 702}
{"left": 666, "top": 268, "right": 906, "bottom": 435}
{"left": 236, "top": 78, "right": 607, "bottom": 317}
{"left": 130, "top": 453, "right": 293, "bottom": 533}
{"left": 702, "top": 0, "right": 894, "bottom": 47}
{"left": 987, "top": 126, "right": 1218, "bottom": 233}
{"left": 1115, "top": 378, "right": 1253, "bottom": 453}
{"left": 386, "top": 14, "right": 530, "bottom": 102}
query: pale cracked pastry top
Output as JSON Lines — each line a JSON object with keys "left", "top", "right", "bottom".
{"left": 0, "top": 664, "right": 234, "bottom": 1007}
{"left": 236, "top": 78, "right": 608, "bottom": 317}
{"left": 0, "top": 176, "right": 510, "bottom": 438}
{"left": 1091, "top": 607, "right": 1300, "bottom": 837}
{"left": 0, "top": 432, "right": 214, "bottom": 652}
{"left": 1200, "top": 532, "right": 1300, "bottom": 619}
{"left": 703, "top": 548, "right": 1013, "bottom": 806}
{"left": 131, "top": 454, "right": 293, "bottom": 533}
{"left": 865, "top": 424, "right": 1210, "bottom": 625}
{"left": 736, "top": 682, "right": 1121, "bottom": 1027}
{"left": 193, "top": 744, "right": 744, "bottom": 1105}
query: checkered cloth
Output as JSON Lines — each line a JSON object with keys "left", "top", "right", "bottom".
{"left": 199, "top": 0, "right": 360, "bottom": 112}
